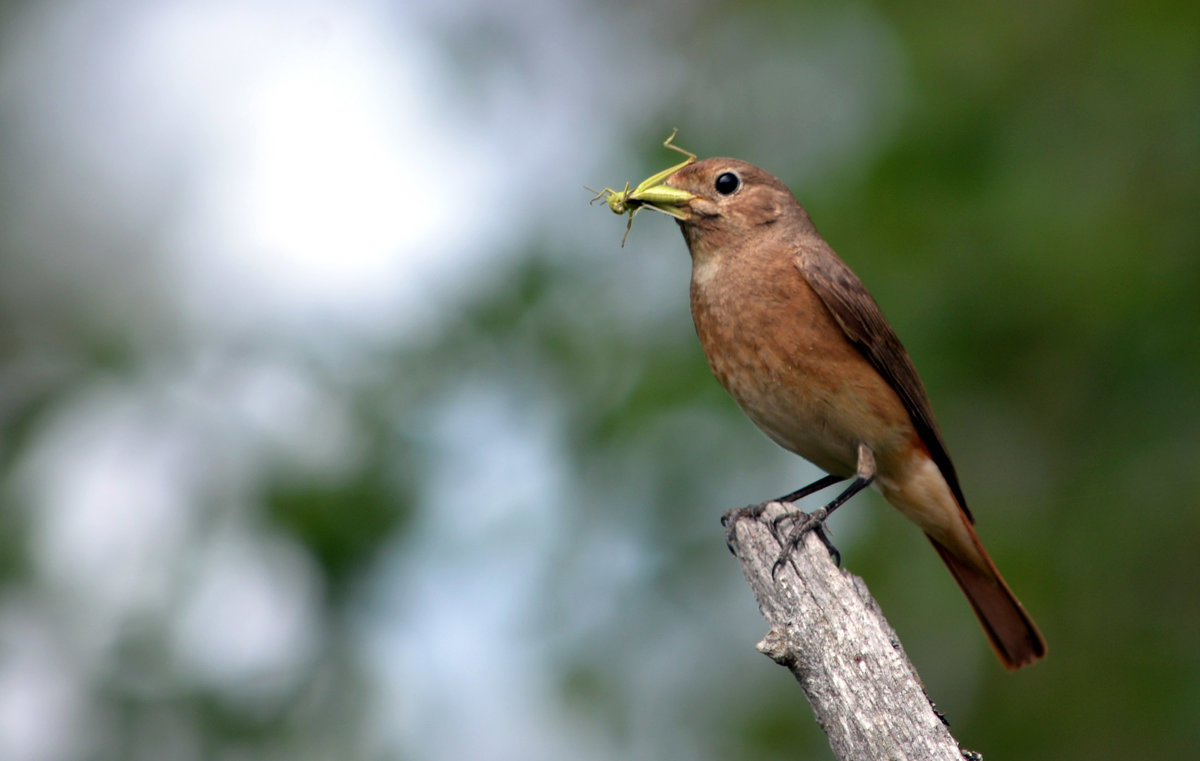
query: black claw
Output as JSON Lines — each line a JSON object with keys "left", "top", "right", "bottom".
{"left": 787, "top": 508, "right": 824, "bottom": 552}
{"left": 778, "top": 507, "right": 841, "bottom": 565}
{"left": 813, "top": 525, "right": 842, "bottom": 566}
{"left": 770, "top": 511, "right": 795, "bottom": 537}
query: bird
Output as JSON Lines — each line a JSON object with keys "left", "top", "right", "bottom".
{"left": 602, "top": 142, "right": 1046, "bottom": 670}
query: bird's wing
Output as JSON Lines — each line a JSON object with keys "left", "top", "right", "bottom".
{"left": 796, "top": 247, "right": 972, "bottom": 522}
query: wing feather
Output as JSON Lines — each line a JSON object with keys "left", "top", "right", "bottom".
{"left": 796, "top": 247, "right": 972, "bottom": 522}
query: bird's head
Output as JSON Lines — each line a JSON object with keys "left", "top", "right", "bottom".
{"left": 645, "top": 158, "right": 801, "bottom": 229}
{"left": 593, "top": 132, "right": 813, "bottom": 254}
{"left": 630, "top": 157, "right": 816, "bottom": 267}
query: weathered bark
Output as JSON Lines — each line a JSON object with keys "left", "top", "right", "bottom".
{"left": 724, "top": 501, "right": 972, "bottom": 761}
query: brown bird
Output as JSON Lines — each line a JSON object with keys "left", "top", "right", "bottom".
{"left": 605, "top": 144, "right": 1046, "bottom": 670}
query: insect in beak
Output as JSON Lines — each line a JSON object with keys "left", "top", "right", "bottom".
{"left": 589, "top": 129, "right": 697, "bottom": 245}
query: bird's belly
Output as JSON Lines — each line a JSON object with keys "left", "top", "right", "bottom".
{"left": 708, "top": 343, "right": 869, "bottom": 477}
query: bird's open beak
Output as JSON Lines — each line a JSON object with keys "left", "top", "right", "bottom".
{"left": 621, "top": 154, "right": 696, "bottom": 218}
{"left": 597, "top": 164, "right": 695, "bottom": 220}
{"left": 624, "top": 174, "right": 695, "bottom": 219}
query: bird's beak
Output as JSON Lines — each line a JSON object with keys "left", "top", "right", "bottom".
{"left": 621, "top": 158, "right": 695, "bottom": 219}
{"left": 598, "top": 164, "right": 695, "bottom": 220}
{"left": 625, "top": 174, "right": 695, "bottom": 219}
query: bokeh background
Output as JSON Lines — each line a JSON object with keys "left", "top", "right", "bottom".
{"left": 1, "top": 0, "right": 1198, "bottom": 759}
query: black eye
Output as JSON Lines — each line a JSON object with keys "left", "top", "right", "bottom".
{"left": 714, "top": 171, "right": 740, "bottom": 195}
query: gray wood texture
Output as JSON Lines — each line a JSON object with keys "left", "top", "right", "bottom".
{"left": 724, "top": 502, "right": 971, "bottom": 761}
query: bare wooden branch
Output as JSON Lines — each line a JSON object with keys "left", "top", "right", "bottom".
{"left": 724, "top": 502, "right": 970, "bottom": 761}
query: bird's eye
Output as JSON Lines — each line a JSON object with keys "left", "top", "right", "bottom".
{"left": 714, "top": 171, "right": 741, "bottom": 195}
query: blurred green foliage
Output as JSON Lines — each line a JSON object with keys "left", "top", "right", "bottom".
{"left": 2, "top": 0, "right": 1199, "bottom": 759}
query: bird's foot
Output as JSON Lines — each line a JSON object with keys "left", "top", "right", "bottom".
{"left": 720, "top": 496, "right": 844, "bottom": 568}
{"left": 723, "top": 501, "right": 841, "bottom": 573}
{"left": 769, "top": 504, "right": 841, "bottom": 574}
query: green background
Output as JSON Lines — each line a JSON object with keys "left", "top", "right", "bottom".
{"left": 1, "top": 0, "right": 1197, "bottom": 758}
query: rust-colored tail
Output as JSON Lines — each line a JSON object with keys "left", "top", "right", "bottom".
{"left": 928, "top": 528, "right": 1046, "bottom": 670}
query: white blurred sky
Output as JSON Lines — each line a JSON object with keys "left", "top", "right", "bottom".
{"left": 1, "top": 0, "right": 696, "bottom": 343}
{"left": 0, "top": 0, "right": 908, "bottom": 758}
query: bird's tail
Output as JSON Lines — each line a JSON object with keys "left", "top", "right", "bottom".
{"left": 927, "top": 524, "right": 1046, "bottom": 670}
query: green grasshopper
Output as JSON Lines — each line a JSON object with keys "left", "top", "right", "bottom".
{"left": 589, "top": 129, "right": 697, "bottom": 245}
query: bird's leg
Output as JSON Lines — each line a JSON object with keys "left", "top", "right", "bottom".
{"left": 803, "top": 444, "right": 876, "bottom": 528}
{"left": 776, "top": 473, "right": 848, "bottom": 505}
{"left": 768, "top": 474, "right": 846, "bottom": 534}
{"left": 771, "top": 445, "right": 877, "bottom": 572}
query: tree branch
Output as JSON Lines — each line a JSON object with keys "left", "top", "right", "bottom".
{"left": 724, "top": 502, "right": 971, "bottom": 761}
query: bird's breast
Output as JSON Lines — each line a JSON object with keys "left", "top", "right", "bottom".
{"left": 688, "top": 252, "right": 913, "bottom": 478}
